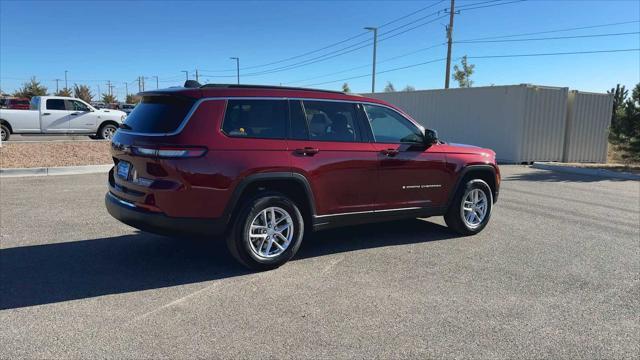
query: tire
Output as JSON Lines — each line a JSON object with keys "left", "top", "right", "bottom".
{"left": 444, "top": 179, "right": 493, "bottom": 236}
{"left": 97, "top": 123, "right": 117, "bottom": 140}
{"left": 226, "top": 192, "right": 304, "bottom": 271}
{"left": 1, "top": 124, "right": 10, "bottom": 142}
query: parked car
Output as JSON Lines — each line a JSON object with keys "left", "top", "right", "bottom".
{"left": 0, "top": 96, "right": 127, "bottom": 141}
{"left": 0, "top": 97, "right": 30, "bottom": 110}
{"left": 118, "top": 103, "right": 136, "bottom": 114}
{"left": 105, "top": 83, "right": 500, "bottom": 270}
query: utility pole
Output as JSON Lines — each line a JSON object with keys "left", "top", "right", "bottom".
{"left": 124, "top": 82, "right": 128, "bottom": 98}
{"left": 182, "top": 70, "right": 189, "bottom": 81}
{"left": 444, "top": 0, "right": 455, "bottom": 89}
{"left": 55, "top": 79, "right": 61, "bottom": 93}
{"left": 64, "top": 70, "right": 68, "bottom": 89}
{"left": 153, "top": 76, "right": 159, "bottom": 89}
{"left": 230, "top": 57, "right": 240, "bottom": 85}
{"left": 137, "top": 77, "right": 142, "bottom": 92}
{"left": 107, "top": 80, "right": 112, "bottom": 96}
{"left": 195, "top": 69, "right": 199, "bottom": 82}
{"left": 364, "top": 27, "right": 378, "bottom": 93}
{"left": 141, "top": 77, "right": 145, "bottom": 91}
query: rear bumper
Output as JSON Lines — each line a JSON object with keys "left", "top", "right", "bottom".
{"left": 105, "top": 191, "right": 226, "bottom": 236}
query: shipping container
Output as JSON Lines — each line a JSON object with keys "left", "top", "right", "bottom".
{"left": 364, "top": 84, "right": 570, "bottom": 163}
{"left": 563, "top": 91, "right": 613, "bottom": 163}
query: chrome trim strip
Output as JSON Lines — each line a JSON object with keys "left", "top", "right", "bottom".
{"left": 108, "top": 192, "right": 136, "bottom": 208}
{"left": 313, "top": 206, "right": 423, "bottom": 219}
{"left": 117, "top": 96, "right": 422, "bottom": 137}
{"left": 375, "top": 206, "right": 422, "bottom": 213}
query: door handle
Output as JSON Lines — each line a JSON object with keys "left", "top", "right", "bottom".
{"left": 69, "top": 113, "right": 79, "bottom": 116}
{"left": 295, "top": 147, "right": 320, "bottom": 156}
{"left": 42, "top": 112, "right": 51, "bottom": 116}
{"left": 381, "top": 149, "right": 399, "bottom": 157}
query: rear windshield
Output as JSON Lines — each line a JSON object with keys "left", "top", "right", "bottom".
{"left": 122, "top": 95, "right": 195, "bottom": 133}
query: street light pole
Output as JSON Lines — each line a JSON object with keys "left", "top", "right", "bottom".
{"left": 230, "top": 57, "right": 240, "bottom": 85}
{"left": 364, "top": 27, "right": 378, "bottom": 93}
{"left": 182, "top": 70, "right": 189, "bottom": 81}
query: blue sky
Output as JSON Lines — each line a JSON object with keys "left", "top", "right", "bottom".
{"left": 1, "top": 0, "right": 639, "bottom": 100}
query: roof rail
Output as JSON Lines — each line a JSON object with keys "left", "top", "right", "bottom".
{"left": 198, "top": 83, "right": 346, "bottom": 95}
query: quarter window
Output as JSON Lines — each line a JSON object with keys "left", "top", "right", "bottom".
{"left": 363, "top": 104, "right": 423, "bottom": 144}
{"left": 46, "top": 99, "right": 67, "bottom": 111}
{"left": 301, "top": 100, "right": 362, "bottom": 142}
{"left": 222, "top": 100, "right": 287, "bottom": 139}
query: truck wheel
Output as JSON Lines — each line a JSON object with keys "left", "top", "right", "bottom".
{"left": 444, "top": 179, "right": 493, "bottom": 236}
{"left": 1, "top": 124, "right": 10, "bottom": 141}
{"left": 226, "top": 192, "right": 304, "bottom": 271}
{"left": 97, "top": 123, "right": 117, "bottom": 140}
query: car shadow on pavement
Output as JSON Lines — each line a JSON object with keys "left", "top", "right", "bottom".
{"left": 504, "top": 169, "right": 631, "bottom": 183}
{"left": 0, "top": 219, "right": 455, "bottom": 310}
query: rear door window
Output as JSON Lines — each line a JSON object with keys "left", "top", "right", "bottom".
{"left": 301, "top": 100, "right": 363, "bottom": 142}
{"left": 46, "top": 99, "right": 67, "bottom": 111}
{"left": 122, "top": 95, "right": 195, "bottom": 133}
{"left": 222, "top": 100, "right": 287, "bottom": 139}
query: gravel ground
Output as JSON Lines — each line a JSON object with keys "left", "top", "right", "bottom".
{"left": 0, "top": 165, "right": 638, "bottom": 359}
{"left": 0, "top": 141, "right": 111, "bottom": 168}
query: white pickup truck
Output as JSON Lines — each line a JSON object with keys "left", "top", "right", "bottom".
{"left": 0, "top": 96, "right": 127, "bottom": 141}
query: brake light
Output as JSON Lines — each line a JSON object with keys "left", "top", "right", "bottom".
{"left": 131, "top": 146, "right": 207, "bottom": 159}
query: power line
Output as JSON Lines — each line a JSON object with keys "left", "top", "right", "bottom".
{"left": 201, "top": 13, "right": 449, "bottom": 79}
{"left": 457, "top": 31, "right": 640, "bottom": 43}
{"left": 459, "top": 20, "right": 640, "bottom": 42}
{"left": 456, "top": 0, "right": 526, "bottom": 12}
{"left": 302, "top": 48, "right": 640, "bottom": 88}
{"left": 201, "top": 1, "right": 447, "bottom": 73}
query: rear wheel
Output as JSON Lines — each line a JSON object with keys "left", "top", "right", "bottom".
{"left": 226, "top": 192, "right": 304, "bottom": 270}
{"left": 1, "top": 124, "right": 10, "bottom": 141}
{"left": 97, "top": 123, "right": 117, "bottom": 140}
{"left": 444, "top": 179, "right": 493, "bottom": 235}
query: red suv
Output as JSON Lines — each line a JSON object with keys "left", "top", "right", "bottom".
{"left": 106, "top": 83, "right": 500, "bottom": 270}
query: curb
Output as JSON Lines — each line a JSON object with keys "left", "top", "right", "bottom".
{"left": 531, "top": 162, "right": 640, "bottom": 180}
{"left": 0, "top": 164, "right": 112, "bottom": 178}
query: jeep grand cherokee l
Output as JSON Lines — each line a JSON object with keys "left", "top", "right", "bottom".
{"left": 106, "top": 82, "right": 500, "bottom": 270}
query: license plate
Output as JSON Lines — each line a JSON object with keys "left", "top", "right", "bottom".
{"left": 117, "top": 161, "right": 131, "bottom": 179}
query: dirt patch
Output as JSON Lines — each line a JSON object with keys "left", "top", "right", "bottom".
{"left": 0, "top": 141, "right": 112, "bottom": 168}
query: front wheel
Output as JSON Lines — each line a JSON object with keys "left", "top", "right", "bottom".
{"left": 97, "top": 123, "right": 117, "bottom": 140}
{"left": 444, "top": 179, "right": 493, "bottom": 235}
{"left": 226, "top": 192, "right": 304, "bottom": 271}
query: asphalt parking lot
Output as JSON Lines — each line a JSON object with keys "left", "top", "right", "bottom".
{"left": 0, "top": 165, "right": 638, "bottom": 358}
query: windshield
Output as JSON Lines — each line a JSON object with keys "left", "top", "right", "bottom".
{"left": 122, "top": 95, "right": 195, "bottom": 133}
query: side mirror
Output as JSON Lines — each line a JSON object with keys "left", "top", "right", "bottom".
{"left": 424, "top": 129, "right": 438, "bottom": 146}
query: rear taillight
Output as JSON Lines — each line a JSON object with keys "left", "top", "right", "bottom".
{"left": 131, "top": 146, "right": 207, "bottom": 159}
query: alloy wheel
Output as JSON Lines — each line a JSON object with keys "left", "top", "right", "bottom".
{"left": 460, "top": 188, "right": 488, "bottom": 229}
{"left": 248, "top": 206, "right": 294, "bottom": 259}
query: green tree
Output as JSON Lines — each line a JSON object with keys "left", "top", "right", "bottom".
{"left": 402, "top": 85, "right": 416, "bottom": 92}
{"left": 55, "top": 88, "right": 72, "bottom": 97}
{"left": 101, "top": 93, "right": 117, "bottom": 104}
{"left": 609, "top": 83, "right": 640, "bottom": 162}
{"left": 341, "top": 82, "right": 351, "bottom": 93}
{"left": 125, "top": 94, "right": 141, "bottom": 104}
{"left": 453, "top": 55, "right": 475, "bottom": 88}
{"left": 13, "top": 77, "right": 48, "bottom": 99}
{"left": 73, "top": 84, "right": 93, "bottom": 103}
{"left": 384, "top": 81, "right": 396, "bottom": 92}
{"left": 607, "top": 84, "right": 629, "bottom": 142}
